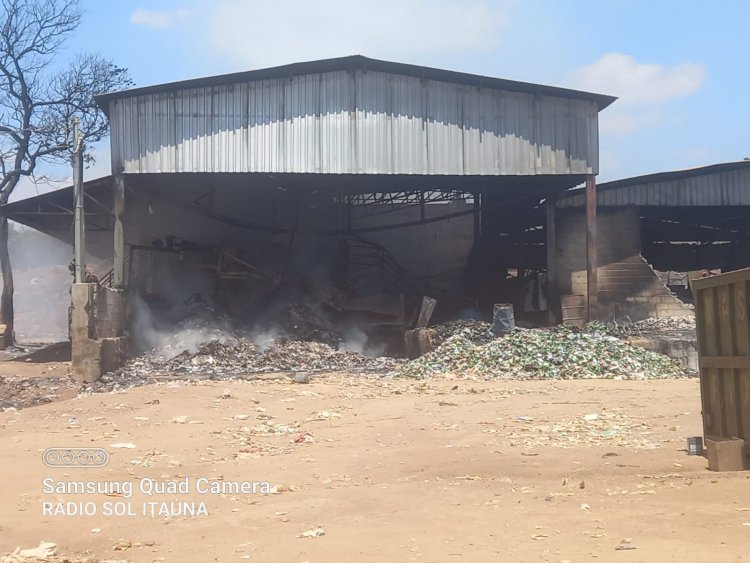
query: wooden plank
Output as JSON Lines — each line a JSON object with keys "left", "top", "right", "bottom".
{"left": 696, "top": 286, "right": 710, "bottom": 436}
{"left": 700, "top": 287, "right": 724, "bottom": 436}
{"left": 700, "top": 356, "right": 750, "bottom": 369}
{"left": 733, "top": 281, "right": 750, "bottom": 443}
{"left": 693, "top": 267, "right": 750, "bottom": 291}
{"left": 717, "top": 284, "right": 739, "bottom": 437}
{"left": 585, "top": 175, "right": 597, "bottom": 320}
{"left": 415, "top": 297, "right": 437, "bottom": 328}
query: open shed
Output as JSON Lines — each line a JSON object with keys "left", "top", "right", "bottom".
{"left": 551, "top": 161, "right": 750, "bottom": 321}
{"left": 1, "top": 55, "right": 615, "bottom": 377}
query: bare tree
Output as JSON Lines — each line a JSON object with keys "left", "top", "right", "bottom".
{"left": 0, "top": 0, "right": 131, "bottom": 347}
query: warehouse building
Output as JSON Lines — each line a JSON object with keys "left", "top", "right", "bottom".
{"left": 1, "top": 55, "right": 615, "bottom": 378}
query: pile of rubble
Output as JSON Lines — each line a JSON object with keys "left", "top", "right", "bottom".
{"left": 165, "top": 336, "right": 400, "bottom": 374}
{"left": 400, "top": 325, "right": 684, "bottom": 380}
{"left": 428, "top": 319, "right": 494, "bottom": 347}
{"left": 586, "top": 317, "right": 696, "bottom": 339}
{"left": 88, "top": 331, "right": 401, "bottom": 392}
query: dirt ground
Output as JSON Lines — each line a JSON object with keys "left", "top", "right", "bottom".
{"left": 1, "top": 359, "right": 749, "bottom": 562}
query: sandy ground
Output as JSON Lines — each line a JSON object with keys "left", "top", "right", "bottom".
{"left": 1, "top": 363, "right": 749, "bottom": 562}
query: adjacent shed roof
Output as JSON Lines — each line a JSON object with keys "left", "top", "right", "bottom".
{"left": 556, "top": 161, "right": 750, "bottom": 208}
{"left": 95, "top": 55, "right": 617, "bottom": 112}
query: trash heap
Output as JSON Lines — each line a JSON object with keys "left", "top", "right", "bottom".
{"left": 585, "top": 317, "right": 696, "bottom": 339}
{"left": 90, "top": 332, "right": 401, "bottom": 392}
{"left": 428, "top": 319, "right": 495, "bottom": 347}
{"left": 400, "top": 325, "right": 684, "bottom": 380}
{"left": 161, "top": 337, "right": 400, "bottom": 374}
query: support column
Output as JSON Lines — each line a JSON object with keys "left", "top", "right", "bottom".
{"left": 546, "top": 196, "right": 559, "bottom": 324}
{"left": 586, "top": 175, "right": 598, "bottom": 321}
{"left": 113, "top": 174, "right": 125, "bottom": 289}
{"left": 72, "top": 122, "right": 85, "bottom": 283}
{"left": 473, "top": 191, "right": 482, "bottom": 243}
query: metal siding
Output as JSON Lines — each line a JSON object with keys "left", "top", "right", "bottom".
{"left": 110, "top": 69, "right": 599, "bottom": 176}
{"left": 557, "top": 168, "right": 750, "bottom": 208}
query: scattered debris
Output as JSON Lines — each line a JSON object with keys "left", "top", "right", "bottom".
{"left": 297, "top": 527, "right": 326, "bottom": 539}
{"left": 86, "top": 334, "right": 400, "bottom": 393}
{"left": 587, "top": 318, "right": 695, "bottom": 340}
{"left": 10, "top": 542, "right": 57, "bottom": 560}
{"left": 110, "top": 442, "right": 136, "bottom": 449}
{"left": 0, "top": 375, "right": 76, "bottom": 410}
{"left": 293, "top": 372, "right": 310, "bottom": 384}
{"left": 112, "top": 539, "right": 132, "bottom": 551}
{"left": 615, "top": 540, "right": 638, "bottom": 551}
{"left": 294, "top": 432, "right": 313, "bottom": 444}
{"left": 428, "top": 320, "right": 494, "bottom": 347}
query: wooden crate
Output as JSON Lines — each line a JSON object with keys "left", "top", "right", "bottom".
{"left": 561, "top": 295, "right": 586, "bottom": 328}
{"left": 706, "top": 436, "right": 745, "bottom": 471}
{"left": 692, "top": 268, "right": 750, "bottom": 464}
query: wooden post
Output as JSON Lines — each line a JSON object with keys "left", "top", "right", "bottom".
{"left": 546, "top": 196, "right": 559, "bottom": 324}
{"left": 113, "top": 174, "right": 125, "bottom": 289}
{"left": 586, "top": 175, "right": 598, "bottom": 321}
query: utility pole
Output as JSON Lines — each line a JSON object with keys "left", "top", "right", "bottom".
{"left": 72, "top": 118, "right": 85, "bottom": 283}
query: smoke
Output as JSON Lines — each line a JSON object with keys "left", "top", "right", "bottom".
{"left": 247, "top": 327, "right": 281, "bottom": 352}
{"left": 127, "top": 260, "right": 232, "bottom": 357}
{"left": 339, "top": 326, "right": 386, "bottom": 357}
{"left": 128, "top": 295, "right": 164, "bottom": 353}
{"left": 8, "top": 224, "right": 74, "bottom": 343}
{"left": 129, "top": 292, "right": 236, "bottom": 359}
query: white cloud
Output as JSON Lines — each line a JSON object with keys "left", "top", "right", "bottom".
{"left": 208, "top": 0, "right": 509, "bottom": 67}
{"left": 569, "top": 53, "right": 705, "bottom": 135}
{"left": 130, "top": 8, "right": 189, "bottom": 29}
{"left": 570, "top": 53, "right": 704, "bottom": 105}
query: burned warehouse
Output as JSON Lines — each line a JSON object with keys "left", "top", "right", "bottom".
{"left": 2, "top": 55, "right": 616, "bottom": 379}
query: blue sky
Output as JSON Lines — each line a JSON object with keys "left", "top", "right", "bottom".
{"left": 15, "top": 0, "right": 750, "bottom": 198}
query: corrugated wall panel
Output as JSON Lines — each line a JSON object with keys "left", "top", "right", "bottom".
{"left": 110, "top": 69, "right": 599, "bottom": 176}
{"left": 558, "top": 167, "right": 750, "bottom": 208}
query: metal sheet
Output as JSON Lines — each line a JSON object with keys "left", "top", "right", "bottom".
{"left": 109, "top": 69, "right": 599, "bottom": 176}
{"left": 558, "top": 164, "right": 750, "bottom": 208}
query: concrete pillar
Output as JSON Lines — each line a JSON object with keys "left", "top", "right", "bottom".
{"left": 70, "top": 283, "right": 127, "bottom": 382}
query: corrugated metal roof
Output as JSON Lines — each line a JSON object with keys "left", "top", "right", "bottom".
{"left": 556, "top": 161, "right": 750, "bottom": 207}
{"left": 96, "top": 55, "right": 616, "bottom": 112}
{"left": 108, "top": 68, "right": 601, "bottom": 176}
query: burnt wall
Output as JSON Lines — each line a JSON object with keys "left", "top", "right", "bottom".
{"left": 555, "top": 206, "right": 692, "bottom": 321}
